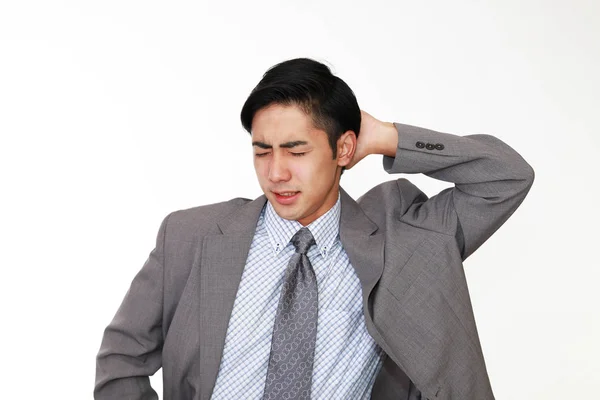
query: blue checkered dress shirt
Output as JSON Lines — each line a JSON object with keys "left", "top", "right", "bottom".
{"left": 211, "top": 194, "right": 384, "bottom": 399}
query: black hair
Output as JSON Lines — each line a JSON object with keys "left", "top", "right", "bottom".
{"left": 240, "top": 58, "right": 360, "bottom": 159}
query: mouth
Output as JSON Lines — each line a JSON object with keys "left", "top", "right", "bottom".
{"left": 272, "top": 191, "right": 300, "bottom": 205}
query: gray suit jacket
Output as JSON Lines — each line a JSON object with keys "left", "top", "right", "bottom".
{"left": 95, "top": 122, "right": 534, "bottom": 400}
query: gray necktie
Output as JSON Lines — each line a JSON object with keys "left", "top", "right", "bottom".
{"left": 262, "top": 227, "right": 318, "bottom": 400}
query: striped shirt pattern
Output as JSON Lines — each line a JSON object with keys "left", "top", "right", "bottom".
{"left": 211, "top": 194, "right": 384, "bottom": 399}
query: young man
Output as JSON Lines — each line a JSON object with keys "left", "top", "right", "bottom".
{"left": 95, "top": 58, "right": 534, "bottom": 399}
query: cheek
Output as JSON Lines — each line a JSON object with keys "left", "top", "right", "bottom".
{"left": 292, "top": 160, "right": 332, "bottom": 189}
{"left": 289, "top": 160, "right": 315, "bottom": 183}
{"left": 289, "top": 165, "right": 306, "bottom": 183}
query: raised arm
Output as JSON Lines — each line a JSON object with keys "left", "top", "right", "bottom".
{"left": 349, "top": 111, "right": 535, "bottom": 260}
{"left": 94, "top": 213, "right": 171, "bottom": 399}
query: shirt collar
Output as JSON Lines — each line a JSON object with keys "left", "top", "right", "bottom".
{"left": 264, "top": 193, "right": 341, "bottom": 259}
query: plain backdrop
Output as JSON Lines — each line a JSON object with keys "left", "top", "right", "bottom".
{"left": 1, "top": 1, "right": 598, "bottom": 399}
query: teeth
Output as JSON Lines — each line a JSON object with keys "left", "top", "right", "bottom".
{"left": 279, "top": 192, "right": 296, "bottom": 196}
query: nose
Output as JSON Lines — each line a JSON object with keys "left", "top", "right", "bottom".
{"left": 268, "top": 154, "right": 291, "bottom": 183}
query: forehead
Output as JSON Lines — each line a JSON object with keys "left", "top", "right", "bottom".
{"left": 251, "top": 103, "right": 325, "bottom": 143}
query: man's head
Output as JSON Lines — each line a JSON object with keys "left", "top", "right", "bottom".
{"left": 240, "top": 58, "right": 361, "bottom": 225}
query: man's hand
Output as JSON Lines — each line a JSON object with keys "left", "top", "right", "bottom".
{"left": 346, "top": 110, "right": 398, "bottom": 169}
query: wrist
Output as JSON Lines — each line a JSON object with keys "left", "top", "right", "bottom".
{"left": 375, "top": 121, "right": 398, "bottom": 157}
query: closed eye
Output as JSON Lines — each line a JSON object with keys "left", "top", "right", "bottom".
{"left": 291, "top": 152, "right": 306, "bottom": 157}
{"left": 255, "top": 152, "right": 270, "bottom": 157}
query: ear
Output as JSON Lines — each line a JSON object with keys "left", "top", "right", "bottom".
{"left": 336, "top": 130, "right": 357, "bottom": 168}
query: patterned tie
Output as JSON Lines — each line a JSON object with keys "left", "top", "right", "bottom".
{"left": 262, "top": 227, "right": 318, "bottom": 400}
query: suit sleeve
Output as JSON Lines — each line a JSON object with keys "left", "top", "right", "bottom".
{"left": 383, "top": 122, "right": 534, "bottom": 260}
{"left": 94, "top": 213, "right": 171, "bottom": 400}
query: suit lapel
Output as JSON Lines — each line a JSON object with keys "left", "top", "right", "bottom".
{"left": 199, "top": 195, "right": 267, "bottom": 400}
{"left": 338, "top": 188, "right": 385, "bottom": 339}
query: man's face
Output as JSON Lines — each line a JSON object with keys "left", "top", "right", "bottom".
{"left": 251, "top": 103, "right": 342, "bottom": 226}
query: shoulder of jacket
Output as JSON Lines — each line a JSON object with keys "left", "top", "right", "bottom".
{"left": 358, "top": 178, "right": 428, "bottom": 218}
{"left": 162, "top": 197, "right": 253, "bottom": 239}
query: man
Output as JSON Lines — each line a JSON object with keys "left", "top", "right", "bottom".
{"left": 95, "top": 58, "right": 534, "bottom": 399}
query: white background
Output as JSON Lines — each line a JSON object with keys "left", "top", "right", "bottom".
{"left": 1, "top": 1, "right": 598, "bottom": 399}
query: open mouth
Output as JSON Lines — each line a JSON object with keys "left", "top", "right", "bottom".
{"left": 273, "top": 191, "right": 300, "bottom": 204}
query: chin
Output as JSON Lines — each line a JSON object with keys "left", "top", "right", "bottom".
{"left": 272, "top": 206, "right": 299, "bottom": 221}
{"left": 268, "top": 201, "right": 301, "bottom": 221}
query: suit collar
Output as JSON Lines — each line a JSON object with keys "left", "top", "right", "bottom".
{"left": 339, "top": 187, "right": 378, "bottom": 236}
{"left": 216, "top": 194, "right": 268, "bottom": 235}
{"left": 338, "top": 187, "right": 383, "bottom": 291}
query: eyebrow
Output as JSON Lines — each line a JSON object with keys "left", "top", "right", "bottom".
{"left": 252, "top": 140, "right": 309, "bottom": 149}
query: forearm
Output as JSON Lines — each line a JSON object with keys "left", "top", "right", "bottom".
{"left": 369, "top": 121, "right": 398, "bottom": 158}
{"left": 381, "top": 122, "right": 534, "bottom": 258}
{"left": 95, "top": 304, "right": 162, "bottom": 399}
{"left": 381, "top": 122, "right": 533, "bottom": 182}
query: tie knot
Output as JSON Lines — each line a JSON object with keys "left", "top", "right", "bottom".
{"left": 290, "top": 227, "right": 316, "bottom": 255}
